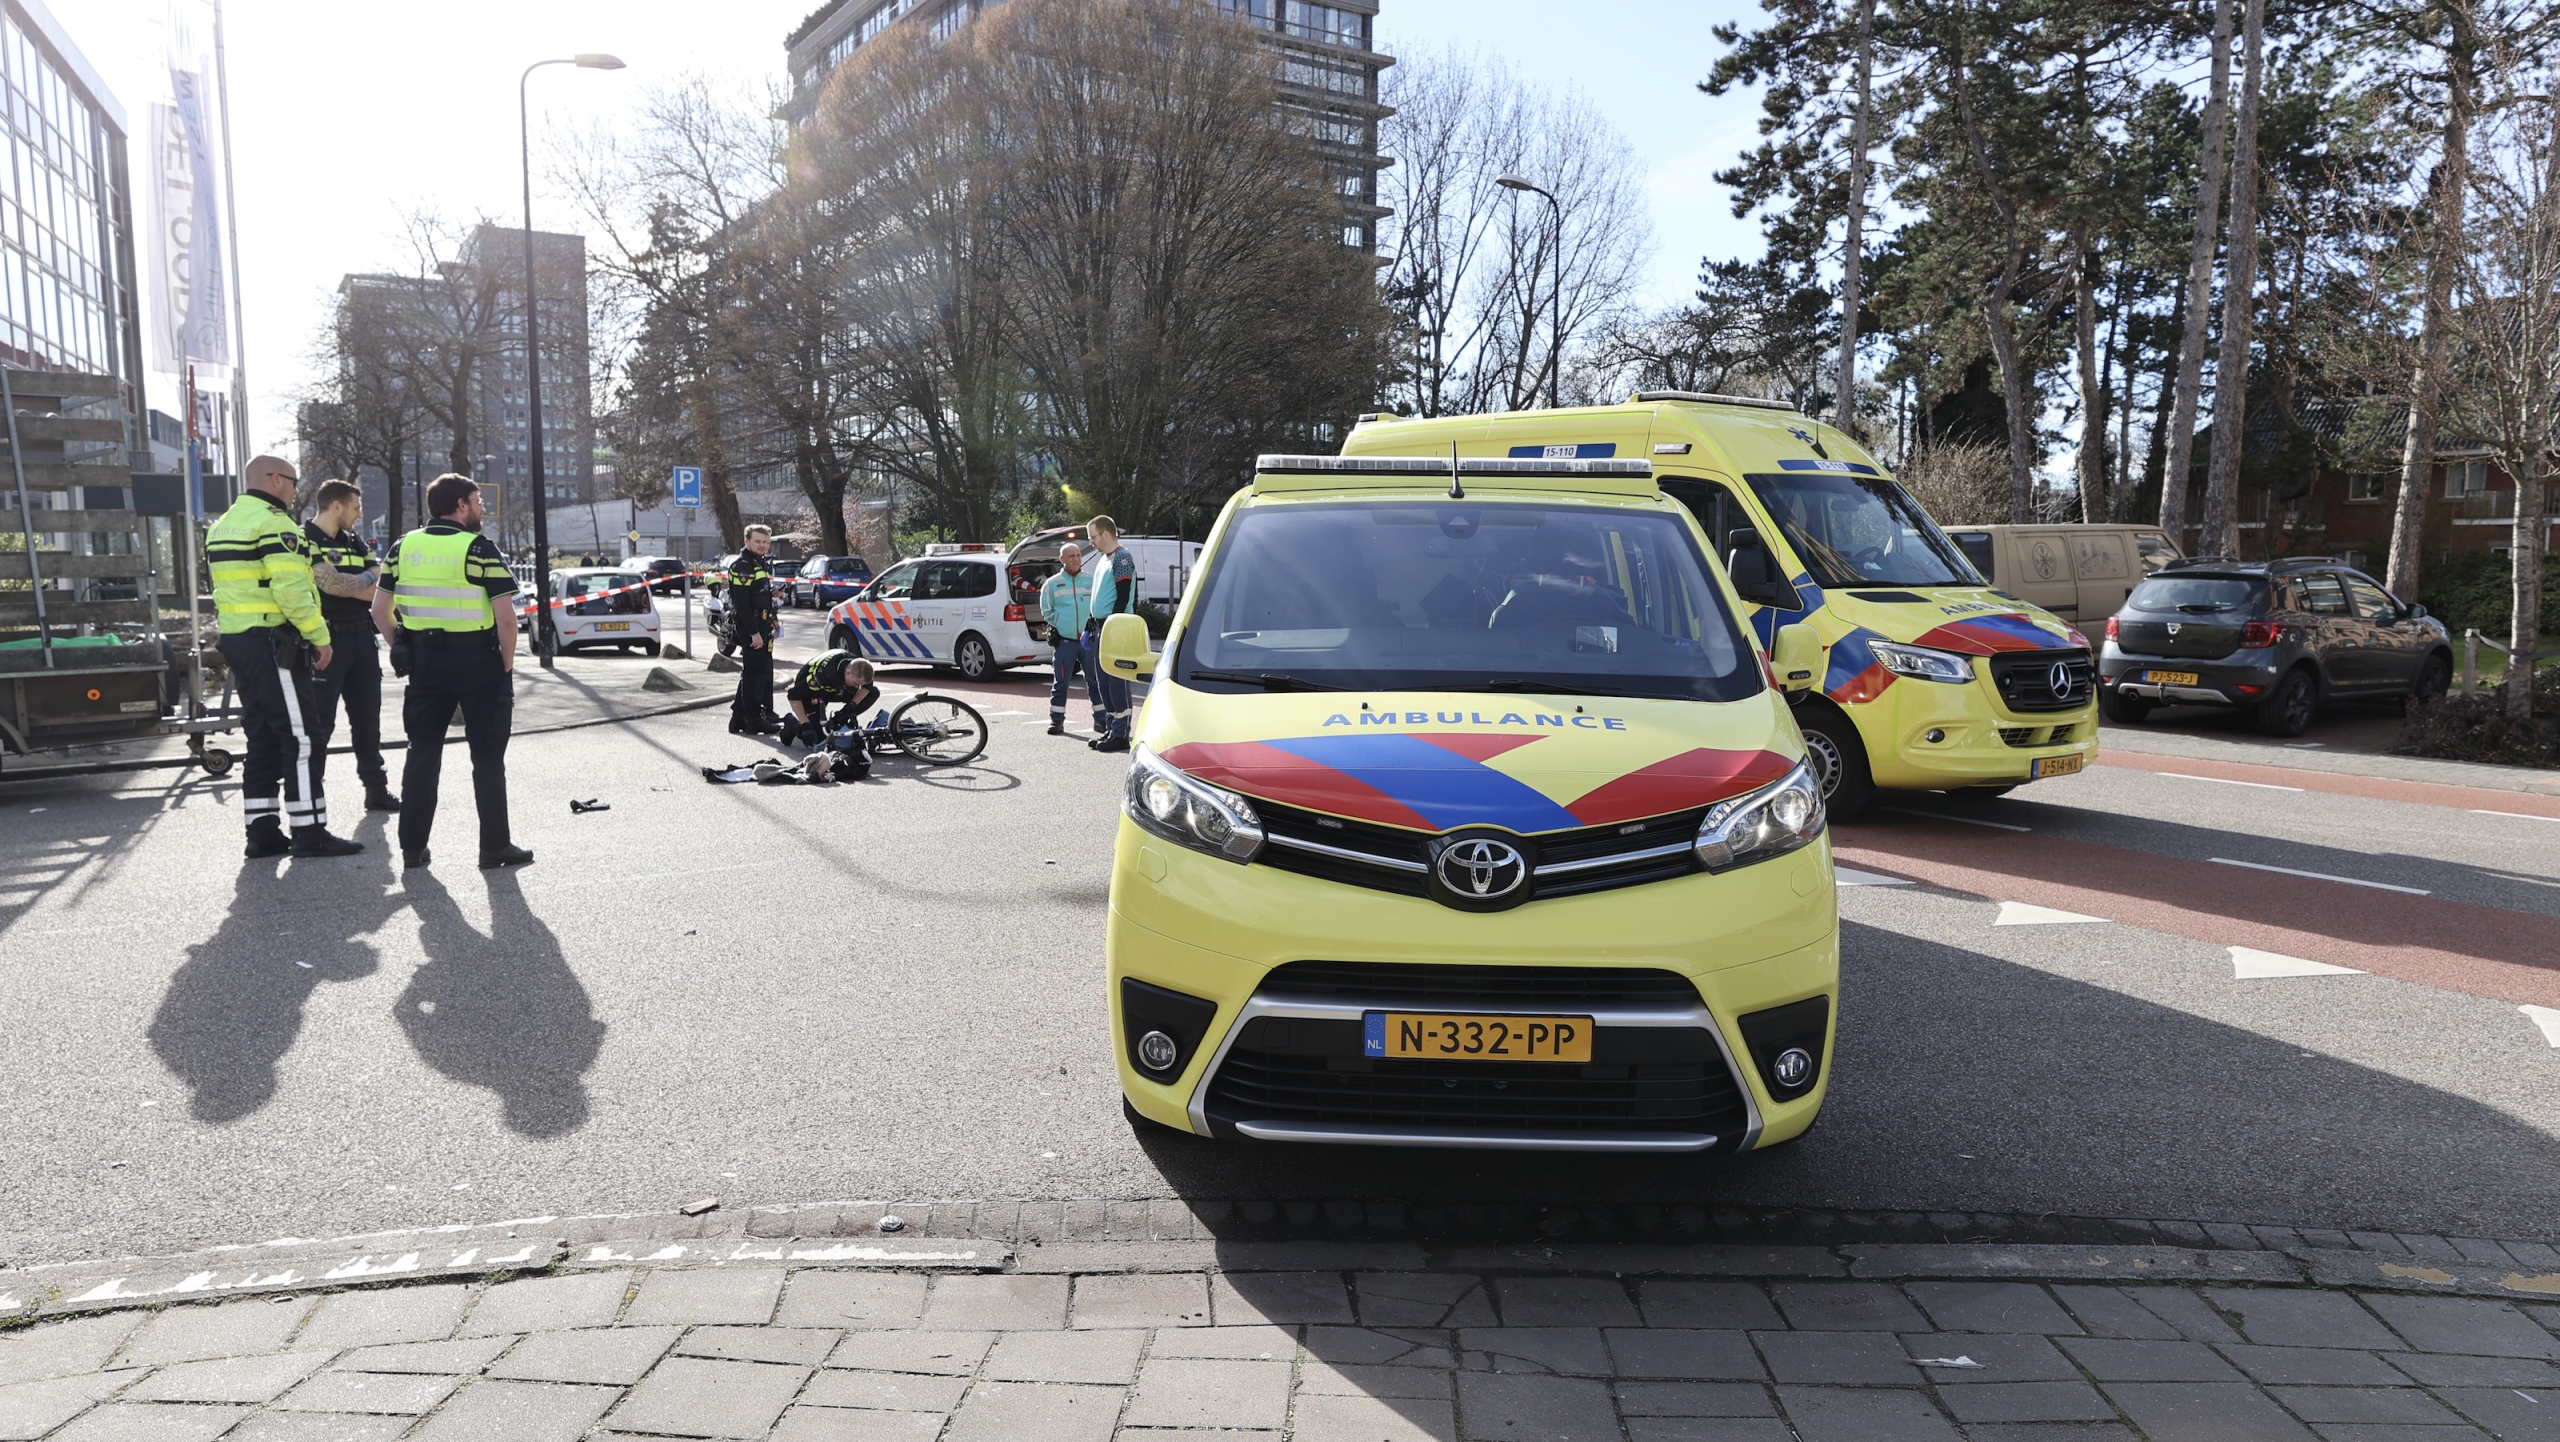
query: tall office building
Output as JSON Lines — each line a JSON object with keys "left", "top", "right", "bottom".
{"left": 0, "top": 0, "right": 146, "bottom": 451}
{"left": 470, "top": 224, "right": 595, "bottom": 511}
{"left": 781, "top": 0, "right": 1391, "bottom": 248}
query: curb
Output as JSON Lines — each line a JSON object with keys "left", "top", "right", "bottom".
{"left": 14, "top": 1199, "right": 2560, "bottom": 1324}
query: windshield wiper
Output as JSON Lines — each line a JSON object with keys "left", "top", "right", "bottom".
{"left": 1450, "top": 678, "right": 1654, "bottom": 698}
{"left": 1185, "top": 668, "right": 1343, "bottom": 692}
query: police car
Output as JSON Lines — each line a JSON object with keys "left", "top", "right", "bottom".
{"left": 826, "top": 546, "right": 1048, "bottom": 681}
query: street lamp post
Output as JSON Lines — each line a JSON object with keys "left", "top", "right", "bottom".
{"left": 519, "top": 52, "right": 624, "bottom": 669}
{"left": 1496, "top": 174, "right": 1564, "bottom": 410}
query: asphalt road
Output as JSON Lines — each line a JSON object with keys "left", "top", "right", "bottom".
{"left": 5, "top": 657, "right": 2560, "bottom": 1268}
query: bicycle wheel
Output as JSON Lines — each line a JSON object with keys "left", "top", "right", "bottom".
{"left": 888, "top": 693, "right": 988, "bottom": 765}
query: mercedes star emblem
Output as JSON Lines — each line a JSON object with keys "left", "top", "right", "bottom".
{"left": 1436, "top": 837, "right": 1528, "bottom": 899}
{"left": 2047, "top": 659, "right": 2078, "bottom": 700}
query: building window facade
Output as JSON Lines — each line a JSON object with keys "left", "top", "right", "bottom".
{"left": 0, "top": 0, "right": 135, "bottom": 388}
{"left": 2444, "top": 458, "right": 2488, "bottom": 499}
{"left": 2347, "top": 472, "right": 2388, "bottom": 502}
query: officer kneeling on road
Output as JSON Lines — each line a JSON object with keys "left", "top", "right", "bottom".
{"left": 778, "top": 649, "right": 880, "bottom": 749}
{"left": 371, "top": 474, "right": 533, "bottom": 872}
{"left": 208, "top": 455, "right": 365, "bottom": 859}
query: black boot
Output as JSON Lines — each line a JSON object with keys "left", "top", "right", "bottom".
{"left": 403, "top": 849, "right": 432, "bottom": 870}
{"left": 289, "top": 825, "right": 366, "bottom": 858}
{"left": 479, "top": 844, "right": 535, "bottom": 870}
{"left": 244, "top": 819, "right": 290, "bottom": 860}
{"left": 364, "top": 785, "right": 403, "bottom": 813}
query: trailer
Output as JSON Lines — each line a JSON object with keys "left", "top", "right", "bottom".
{"left": 0, "top": 367, "right": 239, "bottom": 781}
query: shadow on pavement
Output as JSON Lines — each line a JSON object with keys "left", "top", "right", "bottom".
{"left": 1124, "top": 919, "right": 2560, "bottom": 1238}
{"left": 144, "top": 813, "right": 406, "bottom": 1123}
{"left": 394, "top": 868, "right": 604, "bottom": 1139}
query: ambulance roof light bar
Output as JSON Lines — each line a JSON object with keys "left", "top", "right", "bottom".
{"left": 1632, "top": 390, "right": 1797, "bottom": 412}
{"left": 1254, "top": 455, "right": 1655, "bottom": 477}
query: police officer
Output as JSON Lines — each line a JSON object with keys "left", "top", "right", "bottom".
{"left": 304, "top": 478, "right": 399, "bottom": 814}
{"left": 779, "top": 649, "right": 881, "bottom": 746}
{"left": 1084, "top": 515, "right": 1138, "bottom": 754}
{"left": 728, "top": 525, "right": 781, "bottom": 736}
{"left": 209, "top": 456, "right": 366, "bottom": 859}
{"left": 371, "top": 474, "right": 532, "bottom": 871}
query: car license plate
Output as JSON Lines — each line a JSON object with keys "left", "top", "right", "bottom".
{"left": 1363, "top": 1012, "right": 1593, "bottom": 1063}
{"left": 2144, "top": 669, "right": 2199, "bottom": 686}
{"left": 595, "top": 621, "right": 631, "bottom": 632}
{"left": 2031, "top": 754, "right": 2085, "bottom": 779}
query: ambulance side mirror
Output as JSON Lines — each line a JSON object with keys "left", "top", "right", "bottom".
{"left": 1724, "top": 529, "right": 1800, "bottom": 610}
{"left": 1100, "top": 613, "right": 1157, "bottom": 678}
{"left": 1770, "top": 623, "right": 1821, "bottom": 694}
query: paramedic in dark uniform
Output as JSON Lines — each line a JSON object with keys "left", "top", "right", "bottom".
{"left": 372, "top": 473, "right": 531, "bottom": 871}
{"left": 728, "top": 525, "right": 780, "bottom": 736}
{"left": 303, "top": 478, "right": 399, "bottom": 813}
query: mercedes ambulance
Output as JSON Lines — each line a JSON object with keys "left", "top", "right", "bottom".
{"left": 1099, "top": 453, "right": 1838, "bottom": 1152}
{"left": 1342, "top": 393, "right": 2099, "bottom": 817}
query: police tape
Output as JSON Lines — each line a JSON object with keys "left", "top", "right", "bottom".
{"left": 512, "top": 570, "right": 713, "bottom": 618}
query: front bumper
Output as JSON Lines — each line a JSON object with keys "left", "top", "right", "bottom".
{"left": 1108, "top": 820, "right": 1837, "bottom": 1152}
{"left": 1848, "top": 673, "right": 2099, "bottom": 790}
{"left": 2101, "top": 646, "right": 2281, "bottom": 706}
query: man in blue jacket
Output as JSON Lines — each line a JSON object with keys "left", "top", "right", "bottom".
{"left": 1038, "top": 543, "right": 1102, "bottom": 737}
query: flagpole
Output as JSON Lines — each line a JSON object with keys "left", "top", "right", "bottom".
{"left": 210, "top": 0, "right": 249, "bottom": 464}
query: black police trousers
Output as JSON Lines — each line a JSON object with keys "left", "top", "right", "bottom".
{"left": 731, "top": 639, "right": 775, "bottom": 729}
{"left": 398, "top": 641, "right": 514, "bottom": 857}
{"left": 312, "top": 631, "right": 389, "bottom": 792}
{"left": 218, "top": 628, "right": 328, "bottom": 834}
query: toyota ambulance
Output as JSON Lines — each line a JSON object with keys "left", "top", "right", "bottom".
{"left": 1342, "top": 394, "right": 2099, "bottom": 817}
{"left": 1099, "top": 453, "right": 1838, "bottom": 1152}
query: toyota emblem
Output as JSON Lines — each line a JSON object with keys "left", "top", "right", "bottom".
{"left": 1435, "top": 837, "right": 1528, "bottom": 899}
{"left": 2047, "top": 659, "right": 2078, "bottom": 699}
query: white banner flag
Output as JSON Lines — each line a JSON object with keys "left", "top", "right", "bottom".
{"left": 146, "top": 64, "right": 228, "bottom": 374}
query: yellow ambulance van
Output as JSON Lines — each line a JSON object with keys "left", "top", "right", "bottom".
{"left": 1098, "top": 453, "right": 1838, "bottom": 1152}
{"left": 1343, "top": 393, "right": 2099, "bottom": 816}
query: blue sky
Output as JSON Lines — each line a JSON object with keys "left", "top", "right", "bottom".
{"left": 65, "top": 0, "right": 1775, "bottom": 447}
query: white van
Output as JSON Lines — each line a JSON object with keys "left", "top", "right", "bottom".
{"left": 827, "top": 551, "right": 1047, "bottom": 682}
{"left": 1008, "top": 527, "right": 1202, "bottom": 608}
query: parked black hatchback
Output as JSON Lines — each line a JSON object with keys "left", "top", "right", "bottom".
{"left": 2098, "top": 557, "right": 2452, "bottom": 737}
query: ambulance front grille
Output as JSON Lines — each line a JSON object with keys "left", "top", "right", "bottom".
{"left": 1253, "top": 801, "right": 1713, "bottom": 903}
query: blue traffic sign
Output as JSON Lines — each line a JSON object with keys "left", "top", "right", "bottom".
{"left": 672, "top": 466, "right": 703, "bottom": 508}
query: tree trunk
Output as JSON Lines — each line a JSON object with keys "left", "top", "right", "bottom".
{"left": 2508, "top": 88, "right": 2560, "bottom": 720}
{"left": 2199, "top": 0, "right": 2266, "bottom": 560}
{"left": 1835, "top": 0, "right": 1877, "bottom": 436}
{"left": 2109, "top": 251, "right": 2136, "bottom": 521}
{"left": 1981, "top": 294, "right": 2037, "bottom": 522}
{"left": 2074, "top": 238, "right": 2107, "bottom": 523}
{"left": 383, "top": 434, "right": 407, "bottom": 541}
{"left": 2159, "top": 0, "right": 2235, "bottom": 544}
{"left": 2386, "top": 30, "right": 2477, "bottom": 600}
{"left": 2515, "top": 456, "right": 2549, "bottom": 719}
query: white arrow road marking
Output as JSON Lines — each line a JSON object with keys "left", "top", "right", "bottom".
{"left": 1995, "top": 901, "right": 2107, "bottom": 926}
{"left": 2522, "top": 1006, "right": 2560, "bottom": 1047}
{"left": 2210, "top": 858, "right": 2431, "bottom": 895}
{"left": 2232, "top": 947, "right": 2364, "bottom": 979}
{"left": 1836, "top": 866, "right": 1915, "bottom": 887}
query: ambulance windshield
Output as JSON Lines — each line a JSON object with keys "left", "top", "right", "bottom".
{"left": 1175, "top": 502, "right": 1759, "bottom": 701}
{"left": 1745, "top": 472, "right": 1979, "bottom": 589}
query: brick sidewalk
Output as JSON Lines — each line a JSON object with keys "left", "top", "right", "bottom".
{"left": 10, "top": 1219, "right": 2560, "bottom": 1440}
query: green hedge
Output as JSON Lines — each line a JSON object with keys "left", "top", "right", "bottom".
{"left": 2417, "top": 551, "right": 2560, "bottom": 636}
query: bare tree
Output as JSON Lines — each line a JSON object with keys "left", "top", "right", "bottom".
{"left": 1379, "top": 47, "right": 1649, "bottom": 416}
{"left": 1836, "top": 0, "right": 1879, "bottom": 435}
{"left": 1898, "top": 438, "right": 2013, "bottom": 523}
{"left": 2442, "top": 82, "right": 2560, "bottom": 716}
{"left": 2158, "top": 0, "right": 2237, "bottom": 542}
{"left": 2198, "top": 0, "right": 2268, "bottom": 558}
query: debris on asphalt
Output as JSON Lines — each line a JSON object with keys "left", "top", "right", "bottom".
{"left": 681, "top": 1197, "right": 721, "bottom": 1216}
{"left": 877, "top": 1215, "right": 905, "bottom": 1233}
{"left": 1915, "top": 1356, "right": 1982, "bottom": 1368}
{"left": 571, "top": 799, "right": 611, "bottom": 814}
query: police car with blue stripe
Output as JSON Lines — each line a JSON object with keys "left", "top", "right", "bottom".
{"left": 826, "top": 545, "right": 1048, "bottom": 683}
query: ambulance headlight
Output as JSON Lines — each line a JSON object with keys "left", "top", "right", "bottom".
{"left": 1126, "top": 745, "right": 1264, "bottom": 863}
{"left": 1867, "top": 639, "right": 1974, "bottom": 684}
{"left": 1694, "top": 760, "right": 1826, "bottom": 872}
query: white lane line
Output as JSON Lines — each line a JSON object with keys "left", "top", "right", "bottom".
{"left": 1836, "top": 866, "right": 1915, "bottom": 887}
{"left": 2523, "top": 1006, "right": 2560, "bottom": 1048}
{"left": 2161, "top": 772, "right": 2303, "bottom": 792}
{"left": 2473, "top": 809, "right": 2560, "bottom": 824}
{"left": 2209, "top": 857, "right": 2431, "bottom": 895}
{"left": 1995, "top": 901, "right": 2107, "bottom": 926}
{"left": 1881, "top": 807, "right": 2031, "bottom": 833}
{"left": 2232, "top": 946, "right": 2364, "bottom": 979}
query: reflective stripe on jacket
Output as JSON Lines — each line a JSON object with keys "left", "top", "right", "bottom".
{"left": 1039, "top": 569, "right": 1094, "bottom": 637}
{"left": 390, "top": 529, "right": 496, "bottom": 632}
{"left": 208, "top": 492, "right": 329, "bottom": 643}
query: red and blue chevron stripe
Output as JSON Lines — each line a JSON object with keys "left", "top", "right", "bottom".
{"left": 1158, "top": 733, "right": 1795, "bottom": 834}
{"left": 1916, "top": 613, "right": 2078, "bottom": 654}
